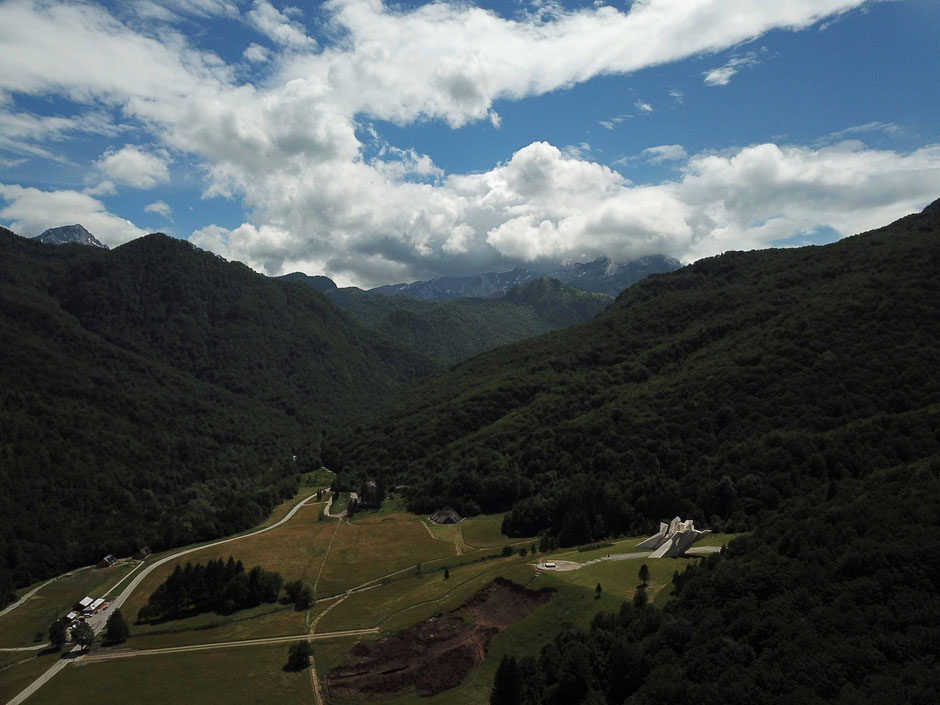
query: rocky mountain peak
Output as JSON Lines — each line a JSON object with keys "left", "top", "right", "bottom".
{"left": 33, "top": 224, "right": 109, "bottom": 249}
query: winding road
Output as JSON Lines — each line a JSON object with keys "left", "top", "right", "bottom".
{"left": 6, "top": 490, "right": 323, "bottom": 705}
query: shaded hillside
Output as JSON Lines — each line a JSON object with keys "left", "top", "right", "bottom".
{"left": 278, "top": 271, "right": 337, "bottom": 293}
{"left": 0, "top": 231, "right": 433, "bottom": 603}
{"left": 53, "top": 234, "right": 434, "bottom": 427}
{"left": 322, "top": 278, "right": 610, "bottom": 364}
{"left": 497, "top": 276, "right": 613, "bottom": 328}
{"left": 322, "top": 200, "right": 940, "bottom": 542}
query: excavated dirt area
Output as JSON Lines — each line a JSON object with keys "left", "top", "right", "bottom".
{"left": 326, "top": 577, "right": 554, "bottom": 699}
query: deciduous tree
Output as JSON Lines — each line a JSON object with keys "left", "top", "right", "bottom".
{"left": 105, "top": 609, "right": 129, "bottom": 644}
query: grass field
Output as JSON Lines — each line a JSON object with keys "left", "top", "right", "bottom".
{"left": 5, "top": 478, "right": 735, "bottom": 705}
{"left": 459, "top": 514, "right": 523, "bottom": 548}
{"left": 24, "top": 643, "right": 313, "bottom": 705}
{"left": 0, "top": 650, "right": 62, "bottom": 704}
{"left": 0, "top": 561, "right": 142, "bottom": 647}
{"left": 316, "top": 554, "right": 532, "bottom": 634}
{"left": 548, "top": 554, "right": 696, "bottom": 603}
{"left": 121, "top": 503, "right": 334, "bottom": 639}
{"left": 315, "top": 515, "right": 455, "bottom": 596}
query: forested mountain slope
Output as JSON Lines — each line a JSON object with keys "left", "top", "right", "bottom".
{"left": 323, "top": 200, "right": 940, "bottom": 542}
{"left": 491, "top": 460, "right": 940, "bottom": 705}
{"left": 0, "top": 231, "right": 434, "bottom": 604}
{"left": 322, "top": 277, "right": 611, "bottom": 364}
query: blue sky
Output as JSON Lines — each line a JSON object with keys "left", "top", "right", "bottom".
{"left": 0, "top": 0, "right": 938, "bottom": 286}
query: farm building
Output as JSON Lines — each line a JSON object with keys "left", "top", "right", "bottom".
{"left": 429, "top": 507, "right": 463, "bottom": 525}
{"left": 97, "top": 554, "right": 117, "bottom": 569}
{"left": 74, "top": 596, "right": 94, "bottom": 611}
{"left": 133, "top": 546, "right": 152, "bottom": 560}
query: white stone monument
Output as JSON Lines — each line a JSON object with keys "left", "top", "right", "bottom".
{"left": 636, "top": 516, "right": 710, "bottom": 557}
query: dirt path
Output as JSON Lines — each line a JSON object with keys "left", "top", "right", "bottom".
{"left": 309, "top": 658, "right": 323, "bottom": 705}
{"left": 312, "top": 514, "right": 343, "bottom": 594}
{"left": 75, "top": 628, "right": 380, "bottom": 663}
{"left": 0, "top": 578, "right": 55, "bottom": 620}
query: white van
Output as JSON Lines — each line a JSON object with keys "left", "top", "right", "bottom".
{"left": 544, "top": 562, "right": 556, "bottom": 569}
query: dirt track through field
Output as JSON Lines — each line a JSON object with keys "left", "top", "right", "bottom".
{"left": 74, "top": 628, "right": 379, "bottom": 663}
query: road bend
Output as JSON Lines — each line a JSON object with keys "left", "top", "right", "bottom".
{"left": 5, "top": 490, "right": 322, "bottom": 705}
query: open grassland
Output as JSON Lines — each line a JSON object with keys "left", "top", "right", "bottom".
{"left": 421, "top": 522, "right": 467, "bottom": 554}
{"left": 317, "top": 554, "right": 533, "bottom": 634}
{"left": 459, "top": 514, "right": 528, "bottom": 548}
{"left": 120, "top": 603, "right": 308, "bottom": 650}
{"left": 24, "top": 643, "right": 312, "bottom": 705}
{"left": 5, "top": 485, "right": 728, "bottom": 705}
{"left": 122, "top": 503, "right": 334, "bottom": 637}
{"left": 548, "top": 554, "right": 694, "bottom": 603}
{"left": 315, "top": 516, "right": 455, "bottom": 596}
{"left": 0, "top": 650, "right": 61, "bottom": 704}
{"left": 0, "top": 562, "right": 141, "bottom": 647}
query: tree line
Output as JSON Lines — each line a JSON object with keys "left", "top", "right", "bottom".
{"left": 137, "top": 557, "right": 298, "bottom": 622}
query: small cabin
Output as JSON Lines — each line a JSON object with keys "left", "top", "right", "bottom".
{"left": 97, "top": 554, "right": 117, "bottom": 569}
{"left": 133, "top": 546, "right": 152, "bottom": 560}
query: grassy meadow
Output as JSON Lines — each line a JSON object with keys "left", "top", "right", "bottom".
{"left": 6, "top": 477, "right": 730, "bottom": 705}
{"left": 23, "top": 643, "right": 313, "bottom": 705}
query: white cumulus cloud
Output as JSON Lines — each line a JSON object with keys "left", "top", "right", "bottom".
{"left": 0, "top": 183, "right": 147, "bottom": 246}
{"left": 1, "top": 0, "right": 923, "bottom": 287}
{"left": 144, "top": 200, "right": 173, "bottom": 218}
{"left": 97, "top": 145, "right": 171, "bottom": 189}
{"left": 642, "top": 144, "right": 688, "bottom": 164}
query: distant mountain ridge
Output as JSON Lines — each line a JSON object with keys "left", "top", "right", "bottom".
{"left": 369, "top": 254, "right": 681, "bottom": 300}
{"left": 33, "top": 224, "right": 109, "bottom": 249}
{"left": 280, "top": 275, "right": 612, "bottom": 364}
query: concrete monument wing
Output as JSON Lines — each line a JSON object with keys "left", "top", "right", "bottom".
{"left": 636, "top": 516, "right": 710, "bottom": 557}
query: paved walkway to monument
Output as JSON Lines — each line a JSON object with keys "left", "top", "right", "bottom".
{"left": 536, "top": 545, "right": 720, "bottom": 572}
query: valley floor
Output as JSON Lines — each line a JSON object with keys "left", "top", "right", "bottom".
{"left": 0, "top": 479, "right": 736, "bottom": 705}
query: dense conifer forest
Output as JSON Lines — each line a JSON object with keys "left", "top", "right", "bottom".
{"left": 0, "top": 230, "right": 434, "bottom": 605}
{"left": 137, "top": 557, "right": 284, "bottom": 622}
{"left": 324, "top": 201, "right": 940, "bottom": 544}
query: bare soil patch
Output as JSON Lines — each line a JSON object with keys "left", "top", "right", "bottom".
{"left": 325, "top": 578, "right": 553, "bottom": 699}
